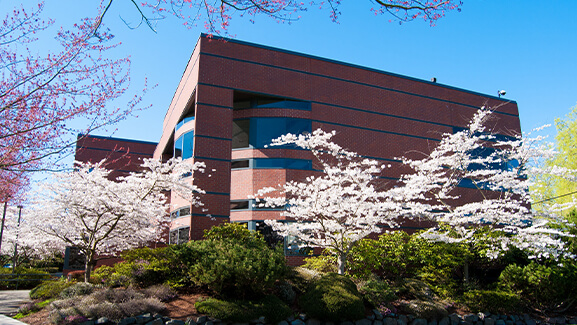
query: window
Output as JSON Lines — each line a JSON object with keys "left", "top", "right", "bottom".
{"left": 170, "top": 206, "right": 191, "bottom": 220}
{"left": 231, "top": 159, "right": 250, "bottom": 169}
{"left": 232, "top": 120, "right": 250, "bottom": 149}
{"left": 174, "top": 130, "right": 194, "bottom": 159}
{"left": 169, "top": 226, "right": 190, "bottom": 245}
{"left": 284, "top": 234, "right": 313, "bottom": 256}
{"left": 175, "top": 111, "right": 195, "bottom": 132}
{"left": 232, "top": 117, "right": 311, "bottom": 150}
{"left": 231, "top": 158, "right": 312, "bottom": 170}
{"left": 230, "top": 200, "right": 250, "bottom": 210}
{"left": 233, "top": 91, "right": 311, "bottom": 111}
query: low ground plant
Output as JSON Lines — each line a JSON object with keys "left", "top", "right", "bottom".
{"left": 49, "top": 286, "right": 169, "bottom": 324}
{"left": 30, "top": 278, "right": 74, "bottom": 300}
{"left": 299, "top": 273, "right": 364, "bottom": 322}
{"left": 195, "top": 295, "right": 292, "bottom": 323}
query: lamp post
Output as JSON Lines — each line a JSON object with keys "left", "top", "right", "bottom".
{"left": 12, "top": 205, "right": 22, "bottom": 271}
{"left": 0, "top": 200, "right": 7, "bottom": 254}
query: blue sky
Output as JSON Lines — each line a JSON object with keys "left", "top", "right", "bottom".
{"left": 4, "top": 0, "right": 577, "bottom": 145}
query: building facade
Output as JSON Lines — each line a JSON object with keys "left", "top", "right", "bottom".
{"left": 75, "top": 134, "right": 158, "bottom": 180}
{"left": 152, "top": 34, "right": 521, "bottom": 263}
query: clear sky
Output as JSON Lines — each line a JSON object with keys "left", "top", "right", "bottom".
{"left": 4, "top": 0, "right": 577, "bottom": 145}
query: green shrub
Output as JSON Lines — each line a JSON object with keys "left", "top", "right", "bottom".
{"left": 302, "top": 255, "right": 337, "bottom": 273}
{"left": 91, "top": 265, "right": 114, "bottom": 285}
{"left": 299, "top": 273, "right": 365, "bottom": 322}
{"left": 184, "top": 237, "right": 288, "bottom": 297}
{"left": 357, "top": 277, "right": 397, "bottom": 307}
{"left": 0, "top": 267, "right": 52, "bottom": 289}
{"left": 287, "top": 267, "right": 322, "bottom": 294}
{"left": 498, "top": 261, "right": 577, "bottom": 309}
{"left": 349, "top": 232, "right": 472, "bottom": 298}
{"left": 118, "top": 247, "right": 176, "bottom": 288}
{"left": 30, "top": 279, "right": 74, "bottom": 300}
{"left": 195, "top": 295, "right": 292, "bottom": 324}
{"left": 463, "top": 290, "right": 521, "bottom": 313}
{"left": 274, "top": 281, "right": 296, "bottom": 304}
{"left": 203, "top": 222, "right": 262, "bottom": 243}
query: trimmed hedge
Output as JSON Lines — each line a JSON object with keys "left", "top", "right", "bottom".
{"left": 463, "top": 290, "right": 521, "bottom": 313}
{"left": 299, "top": 273, "right": 365, "bottom": 322}
{"left": 195, "top": 295, "right": 292, "bottom": 323}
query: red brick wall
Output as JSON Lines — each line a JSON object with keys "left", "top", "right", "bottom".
{"left": 157, "top": 34, "right": 522, "bottom": 245}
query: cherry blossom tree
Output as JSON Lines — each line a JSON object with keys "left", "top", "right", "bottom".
{"left": 1, "top": 2, "right": 142, "bottom": 201}
{"left": 22, "top": 158, "right": 205, "bottom": 282}
{"left": 397, "top": 107, "right": 575, "bottom": 261}
{"left": 255, "top": 129, "right": 404, "bottom": 274}
{"left": 111, "top": 0, "right": 462, "bottom": 34}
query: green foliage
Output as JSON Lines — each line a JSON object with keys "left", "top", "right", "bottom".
{"left": 203, "top": 222, "right": 262, "bottom": 243}
{"left": 498, "top": 261, "right": 577, "bottom": 310}
{"left": 0, "top": 267, "right": 52, "bottom": 289}
{"left": 184, "top": 237, "right": 288, "bottom": 297}
{"left": 302, "top": 254, "right": 337, "bottom": 273}
{"left": 274, "top": 281, "right": 296, "bottom": 304}
{"left": 357, "top": 277, "right": 397, "bottom": 307}
{"left": 119, "top": 247, "right": 177, "bottom": 288}
{"left": 30, "top": 279, "right": 74, "bottom": 300}
{"left": 299, "top": 273, "right": 365, "bottom": 322}
{"left": 195, "top": 295, "right": 292, "bottom": 323}
{"left": 348, "top": 232, "right": 472, "bottom": 297}
{"left": 463, "top": 290, "right": 521, "bottom": 313}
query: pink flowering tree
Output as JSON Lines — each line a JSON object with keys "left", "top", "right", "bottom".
{"left": 255, "top": 129, "right": 404, "bottom": 274}
{"left": 23, "top": 158, "right": 205, "bottom": 282}
{"left": 397, "top": 107, "right": 575, "bottom": 261}
{"left": 0, "top": 2, "right": 143, "bottom": 201}
{"left": 117, "top": 0, "right": 462, "bottom": 34}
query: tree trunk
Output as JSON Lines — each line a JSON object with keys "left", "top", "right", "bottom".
{"left": 84, "top": 257, "right": 95, "bottom": 283}
{"left": 463, "top": 261, "right": 469, "bottom": 283}
{"left": 337, "top": 252, "right": 347, "bottom": 275}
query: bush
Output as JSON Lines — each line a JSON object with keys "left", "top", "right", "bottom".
{"left": 30, "top": 279, "right": 74, "bottom": 300}
{"left": 399, "top": 300, "right": 448, "bottom": 320}
{"left": 183, "top": 233, "right": 288, "bottom": 297}
{"left": 118, "top": 247, "right": 176, "bottom": 288}
{"left": 462, "top": 290, "right": 521, "bottom": 313}
{"left": 195, "top": 295, "right": 292, "bottom": 324}
{"left": 349, "top": 232, "right": 472, "bottom": 298}
{"left": 299, "top": 273, "right": 365, "bottom": 322}
{"left": 357, "top": 277, "right": 397, "bottom": 307}
{"left": 91, "top": 265, "right": 115, "bottom": 285}
{"left": 302, "top": 254, "right": 337, "bottom": 273}
{"left": 274, "top": 281, "right": 296, "bottom": 304}
{"left": 0, "top": 267, "right": 52, "bottom": 289}
{"left": 141, "top": 284, "right": 178, "bottom": 302}
{"left": 398, "top": 278, "right": 438, "bottom": 301}
{"left": 59, "top": 282, "right": 94, "bottom": 299}
{"left": 498, "top": 261, "right": 577, "bottom": 310}
{"left": 49, "top": 287, "right": 166, "bottom": 323}
{"left": 203, "top": 222, "right": 262, "bottom": 243}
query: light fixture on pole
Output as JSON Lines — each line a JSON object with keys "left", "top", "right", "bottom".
{"left": 498, "top": 90, "right": 506, "bottom": 98}
{"left": 0, "top": 200, "right": 7, "bottom": 253}
{"left": 12, "top": 205, "right": 22, "bottom": 271}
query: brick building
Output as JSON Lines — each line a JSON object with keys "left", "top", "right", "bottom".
{"left": 151, "top": 34, "right": 521, "bottom": 263}
{"left": 75, "top": 134, "right": 158, "bottom": 180}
